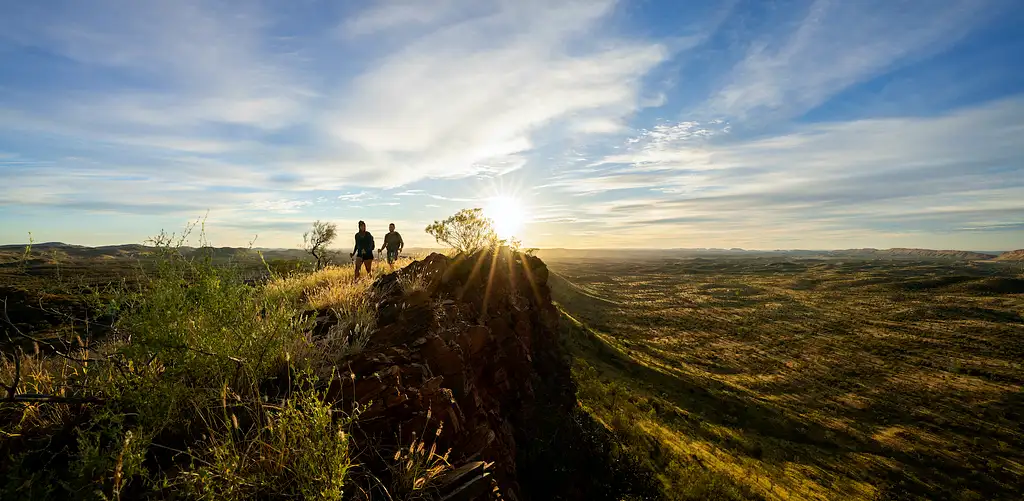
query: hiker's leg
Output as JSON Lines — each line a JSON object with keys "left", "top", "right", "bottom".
{"left": 363, "top": 258, "right": 372, "bottom": 276}
{"left": 354, "top": 257, "right": 363, "bottom": 280}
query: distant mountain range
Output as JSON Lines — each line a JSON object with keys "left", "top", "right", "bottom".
{"left": 823, "top": 248, "right": 1002, "bottom": 260}
{"left": 535, "top": 247, "right": 1019, "bottom": 261}
{"left": 2, "top": 242, "right": 1022, "bottom": 261}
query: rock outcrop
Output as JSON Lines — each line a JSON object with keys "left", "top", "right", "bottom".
{"left": 327, "top": 248, "right": 576, "bottom": 500}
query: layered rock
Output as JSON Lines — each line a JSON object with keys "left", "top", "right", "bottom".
{"left": 327, "top": 248, "right": 574, "bottom": 500}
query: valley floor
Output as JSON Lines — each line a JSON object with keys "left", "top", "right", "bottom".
{"left": 549, "top": 256, "right": 1024, "bottom": 501}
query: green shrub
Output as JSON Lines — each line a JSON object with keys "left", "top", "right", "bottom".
{"left": 183, "top": 372, "right": 355, "bottom": 500}
{"left": 1, "top": 228, "right": 345, "bottom": 500}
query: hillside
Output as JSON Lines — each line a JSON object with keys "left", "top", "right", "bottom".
{"left": 0, "top": 248, "right": 659, "bottom": 500}
{"left": 0, "top": 242, "right": 446, "bottom": 266}
{"left": 994, "top": 249, "right": 1024, "bottom": 261}
{"left": 544, "top": 256, "right": 1024, "bottom": 500}
{"left": 828, "top": 247, "right": 998, "bottom": 260}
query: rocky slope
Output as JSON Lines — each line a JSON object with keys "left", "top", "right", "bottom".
{"left": 316, "top": 248, "right": 643, "bottom": 500}
{"left": 994, "top": 249, "right": 1024, "bottom": 261}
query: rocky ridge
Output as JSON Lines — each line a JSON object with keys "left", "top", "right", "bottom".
{"left": 319, "top": 248, "right": 578, "bottom": 500}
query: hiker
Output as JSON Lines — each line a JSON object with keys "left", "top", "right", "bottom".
{"left": 379, "top": 223, "right": 405, "bottom": 271}
{"left": 351, "top": 220, "right": 375, "bottom": 280}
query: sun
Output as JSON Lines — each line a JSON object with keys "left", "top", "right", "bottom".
{"left": 484, "top": 196, "right": 526, "bottom": 240}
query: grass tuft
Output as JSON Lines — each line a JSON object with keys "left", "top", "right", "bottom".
{"left": 183, "top": 371, "right": 356, "bottom": 501}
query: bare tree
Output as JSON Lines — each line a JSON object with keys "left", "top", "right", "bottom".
{"left": 424, "top": 208, "right": 498, "bottom": 253}
{"left": 303, "top": 221, "right": 337, "bottom": 270}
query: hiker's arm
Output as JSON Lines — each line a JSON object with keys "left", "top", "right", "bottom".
{"left": 398, "top": 234, "right": 404, "bottom": 251}
{"left": 352, "top": 236, "right": 358, "bottom": 256}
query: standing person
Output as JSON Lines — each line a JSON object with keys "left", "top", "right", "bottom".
{"left": 379, "top": 223, "right": 405, "bottom": 271}
{"left": 351, "top": 220, "right": 375, "bottom": 280}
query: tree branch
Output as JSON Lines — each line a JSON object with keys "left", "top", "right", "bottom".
{"left": 1, "top": 298, "right": 104, "bottom": 364}
{"left": 1, "top": 393, "right": 105, "bottom": 404}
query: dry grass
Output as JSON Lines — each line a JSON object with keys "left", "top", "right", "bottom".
{"left": 552, "top": 256, "right": 1024, "bottom": 501}
{"left": 0, "top": 348, "right": 94, "bottom": 436}
{"left": 267, "top": 257, "right": 417, "bottom": 307}
{"left": 182, "top": 374, "right": 355, "bottom": 501}
{"left": 265, "top": 258, "right": 425, "bottom": 374}
{"left": 386, "top": 410, "right": 453, "bottom": 499}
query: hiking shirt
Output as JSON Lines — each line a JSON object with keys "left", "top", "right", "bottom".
{"left": 353, "top": 231, "right": 375, "bottom": 259}
{"left": 383, "top": 231, "right": 404, "bottom": 252}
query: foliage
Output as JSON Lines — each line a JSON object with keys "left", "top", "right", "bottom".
{"left": 183, "top": 373, "right": 355, "bottom": 501}
{"left": 424, "top": 208, "right": 498, "bottom": 254}
{"left": 303, "top": 220, "right": 338, "bottom": 270}
{"left": 506, "top": 236, "right": 537, "bottom": 256}
{"left": 0, "top": 224, "right": 365, "bottom": 500}
{"left": 116, "top": 242, "right": 306, "bottom": 387}
{"left": 18, "top": 231, "right": 33, "bottom": 273}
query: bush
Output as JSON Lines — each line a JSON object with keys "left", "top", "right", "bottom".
{"left": 183, "top": 372, "right": 355, "bottom": 500}
{"left": 424, "top": 208, "right": 498, "bottom": 254}
{"left": 0, "top": 228, "right": 359, "bottom": 500}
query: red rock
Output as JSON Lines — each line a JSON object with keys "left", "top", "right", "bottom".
{"left": 324, "top": 249, "right": 578, "bottom": 500}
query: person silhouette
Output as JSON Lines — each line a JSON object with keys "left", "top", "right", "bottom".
{"left": 350, "top": 220, "right": 374, "bottom": 280}
{"left": 379, "top": 223, "right": 404, "bottom": 271}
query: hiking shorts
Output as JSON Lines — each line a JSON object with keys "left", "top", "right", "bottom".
{"left": 386, "top": 249, "right": 399, "bottom": 263}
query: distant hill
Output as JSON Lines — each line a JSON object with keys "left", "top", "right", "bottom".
{"left": 827, "top": 248, "right": 998, "bottom": 260}
{"left": 994, "top": 249, "right": 1024, "bottom": 261}
{"left": 2, "top": 243, "right": 1014, "bottom": 262}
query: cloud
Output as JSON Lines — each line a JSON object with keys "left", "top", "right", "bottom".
{"left": 325, "top": 0, "right": 668, "bottom": 185}
{"left": 1, "top": 0, "right": 1020, "bottom": 250}
{"left": 339, "top": 0, "right": 468, "bottom": 37}
{"left": 337, "top": 192, "right": 375, "bottom": 202}
{"left": 708, "top": 0, "right": 994, "bottom": 121}
{"left": 248, "top": 199, "right": 313, "bottom": 214}
{"left": 0, "top": 0, "right": 670, "bottom": 213}
{"left": 0, "top": 1, "right": 309, "bottom": 133}
{"left": 550, "top": 97, "right": 1024, "bottom": 247}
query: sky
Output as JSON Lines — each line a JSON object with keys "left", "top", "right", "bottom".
{"left": 1, "top": 0, "right": 1023, "bottom": 250}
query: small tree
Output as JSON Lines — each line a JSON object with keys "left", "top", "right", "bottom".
{"left": 425, "top": 208, "right": 498, "bottom": 254}
{"left": 303, "top": 220, "right": 337, "bottom": 270}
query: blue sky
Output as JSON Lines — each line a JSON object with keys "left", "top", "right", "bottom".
{"left": 1, "top": 0, "right": 1023, "bottom": 250}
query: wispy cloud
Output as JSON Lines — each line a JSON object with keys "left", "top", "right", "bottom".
{"left": 708, "top": 0, "right": 993, "bottom": 121}
{"left": 324, "top": 0, "right": 667, "bottom": 186}
{"left": 337, "top": 192, "right": 375, "bottom": 202}
{"left": 339, "top": 0, "right": 467, "bottom": 38}
{"left": 248, "top": 199, "right": 313, "bottom": 214}
{"left": 549, "top": 97, "right": 1024, "bottom": 247}
{"left": 0, "top": 1, "right": 309, "bottom": 133}
{"left": 1, "top": 0, "right": 1021, "bottom": 249}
